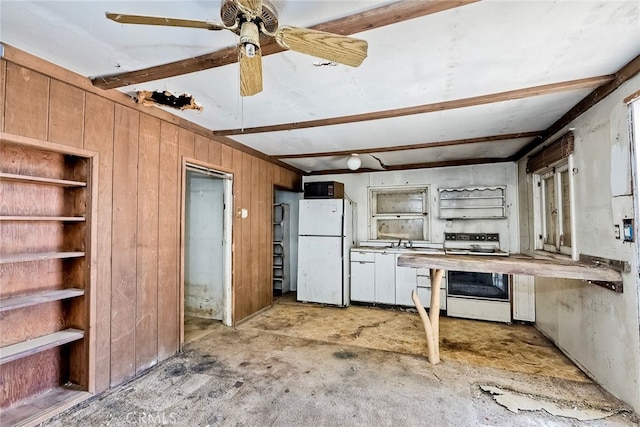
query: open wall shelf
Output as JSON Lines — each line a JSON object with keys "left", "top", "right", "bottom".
{"left": 438, "top": 186, "right": 507, "bottom": 219}
{"left": 0, "top": 132, "right": 97, "bottom": 425}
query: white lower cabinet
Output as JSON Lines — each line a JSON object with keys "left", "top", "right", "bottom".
{"left": 415, "top": 268, "right": 447, "bottom": 310}
{"left": 395, "top": 258, "right": 417, "bottom": 306}
{"left": 374, "top": 252, "right": 396, "bottom": 304}
{"left": 512, "top": 275, "right": 535, "bottom": 321}
{"left": 350, "top": 261, "right": 375, "bottom": 302}
{"left": 350, "top": 250, "right": 375, "bottom": 302}
{"left": 351, "top": 250, "right": 446, "bottom": 309}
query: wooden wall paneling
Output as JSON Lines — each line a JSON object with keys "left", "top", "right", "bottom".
{"left": 0, "top": 142, "right": 66, "bottom": 179}
{"left": 65, "top": 294, "right": 87, "bottom": 388}
{"left": 259, "top": 159, "right": 270, "bottom": 308}
{"left": 48, "top": 80, "right": 84, "bottom": 148}
{"left": 0, "top": 349, "right": 62, "bottom": 409}
{"left": 0, "top": 261, "right": 64, "bottom": 298}
{"left": 178, "top": 128, "right": 195, "bottom": 159}
{"left": 0, "top": 302, "right": 66, "bottom": 347}
{"left": 3, "top": 63, "right": 49, "bottom": 140}
{"left": 250, "top": 157, "right": 261, "bottom": 314}
{"left": 0, "top": 59, "right": 6, "bottom": 132}
{"left": 208, "top": 139, "right": 222, "bottom": 166}
{"left": 231, "top": 148, "right": 245, "bottom": 323}
{"left": 176, "top": 128, "right": 194, "bottom": 343}
{"left": 2, "top": 221, "right": 64, "bottom": 255}
{"left": 267, "top": 163, "right": 276, "bottom": 301}
{"left": 273, "top": 165, "right": 281, "bottom": 188}
{"left": 236, "top": 153, "right": 252, "bottom": 318}
{"left": 194, "top": 134, "right": 209, "bottom": 162}
{"left": 241, "top": 152, "right": 253, "bottom": 318}
{"left": 83, "top": 93, "right": 114, "bottom": 393}
{"left": 110, "top": 104, "right": 139, "bottom": 386}
{"left": 221, "top": 144, "right": 233, "bottom": 170}
{"left": 157, "top": 122, "right": 179, "bottom": 361}
{"left": 135, "top": 114, "right": 160, "bottom": 373}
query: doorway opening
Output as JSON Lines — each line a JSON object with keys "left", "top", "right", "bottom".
{"left": 182, "top": 163, "right": 233, "bottom": 333}
{"left": 273, "top": 188, "right": 302, "bottom": 302}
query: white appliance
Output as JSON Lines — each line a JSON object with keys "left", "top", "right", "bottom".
{"left": 297, "top": 198, "right": 353, "bottom": 306}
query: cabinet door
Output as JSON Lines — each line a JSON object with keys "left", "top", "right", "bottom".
{"left": 395, "top": 257, "right": 417, "bottom": 306}
{"left": 351, "top": 261, "right": 375, "bottom": 302}
{"left": 374, "top": 252, "right": 396, "bottom": 304}
{"left": 512, "top": 275, "right": 535, "bottom": 321}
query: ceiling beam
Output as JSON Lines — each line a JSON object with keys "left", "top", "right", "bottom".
{"left": 215, "top": 75, "right": 613, "bottom": 136}
{"left": 92, "top": 0, "right": 480, "bottom": 90}
{"left": 307, "top": 157, "right": 511, "bottom": 175}
{"left": 274, "top": 131, "right": 541, "bottom": 159}
{"left": 513, "top": 53, "right": 640, "bottom": 161}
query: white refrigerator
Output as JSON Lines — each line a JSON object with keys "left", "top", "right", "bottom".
{"left": 297, "top": 198, "right": 353, "bottom": 306}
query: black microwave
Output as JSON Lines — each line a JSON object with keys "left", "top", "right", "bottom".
{"left": 304, "top": 181, "right": 344, "bottom": 199}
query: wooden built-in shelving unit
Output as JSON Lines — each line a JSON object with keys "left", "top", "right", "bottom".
{"left": 438, "top": 186, "right": 507, "bottom": 219}
{"left": 0, "top": 132, "right": 97, "bottom": 426}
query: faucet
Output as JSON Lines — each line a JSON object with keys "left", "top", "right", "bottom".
{"left": 396, "top": 238, "right": 402, "bottom": 248}
{"left": 406, "top": 239, "right": 413, "bottom": 249}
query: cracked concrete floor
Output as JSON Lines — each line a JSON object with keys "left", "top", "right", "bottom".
{"left": 44, "top": 299, "right": 638, "bottom": 427}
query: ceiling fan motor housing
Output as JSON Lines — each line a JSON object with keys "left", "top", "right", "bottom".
{"left": 221, "top": 0, "right": 279, "bottom": 35}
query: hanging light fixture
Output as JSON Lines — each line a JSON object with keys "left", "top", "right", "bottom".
{"left": 346, "top": 154, "right": 361, "bottom": 171}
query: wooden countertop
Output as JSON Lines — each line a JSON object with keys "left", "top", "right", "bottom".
{"left": 397, "top": 253, "right": 623, "bottom": 283}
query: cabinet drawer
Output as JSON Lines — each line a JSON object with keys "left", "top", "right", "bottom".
{"left": 416, "top": 268, "right": 431, "bottom": 276}
{"left": 416, "top": 268, "right": 447, "bottom": 277}
{"left": 351, "top": 251, "right": 375, "bottom": 262}
{"left": 417, "top": 275, "right": 446, "bottom": 289}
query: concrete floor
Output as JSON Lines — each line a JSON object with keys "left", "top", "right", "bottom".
{"left": 45, "top": 298, "right": 638, "bottom": 427}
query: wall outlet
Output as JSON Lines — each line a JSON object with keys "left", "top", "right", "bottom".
{"left": 614, "top": 224, "right": 620, "bottom": 239}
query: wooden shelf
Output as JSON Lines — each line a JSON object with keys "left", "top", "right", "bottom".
{"left": 0, "top": 288, "right": 84, "bottom": 312}
{"left": 0, "top": 216, "right": 86, "bottom": 222}
{"left": 0, "top": 172, "right": 86, "bottom": 187}
{"left": 439, "top": 186, "right": 507, "bottom": 219}
{"left": 0, "top": 386, "right": 91, "bottom": 427}
{"left": 0, "top": 328, "right": 84, "bottom": 365}
{"left": 1, "top": 134, "right": 95, "bottom": 423}
{"left": 0, "top": 251, "right": 85, "bottom": 264}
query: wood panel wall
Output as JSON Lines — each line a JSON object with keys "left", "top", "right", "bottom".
{"left": 0, "top": 48, "right": 301, "bottom": 394}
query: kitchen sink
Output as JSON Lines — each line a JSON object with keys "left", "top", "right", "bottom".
{"left": 353, "top": 246, "right": 445, "bottom": 255}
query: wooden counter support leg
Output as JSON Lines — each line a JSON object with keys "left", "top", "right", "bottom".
{"left": 411, "top": 268, "right": 444, "bottom": 365}
{"left": 412, "top": 289, "right": 437, "bottom": 364}
{"left": 430, "top": 268, "right": 443, "bottom": 359}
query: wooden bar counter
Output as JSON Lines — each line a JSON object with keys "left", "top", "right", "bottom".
{"left": 398, "top": 252, "right": 623, "bottom": 364}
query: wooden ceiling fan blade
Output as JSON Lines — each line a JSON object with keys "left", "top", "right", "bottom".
{"left": 106, "top": 12, "right": 225, "bottom": 30}
{"left": 275, "top": 26, "right": 368, "bottom": 67}
{"left": 239, "top": 44, "right": 263, "bottom": 96}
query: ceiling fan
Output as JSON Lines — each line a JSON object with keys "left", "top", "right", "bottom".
{"left": 106, "top": 0, "right": 368, "bottom": 97}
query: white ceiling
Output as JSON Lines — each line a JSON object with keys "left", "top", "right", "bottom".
{"left": 2, "top": 0, "right": 639, "bottom": 173}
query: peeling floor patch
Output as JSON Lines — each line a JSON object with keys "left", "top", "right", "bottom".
{"left": 480, "top": 385, "right": 618, "bottom": 421}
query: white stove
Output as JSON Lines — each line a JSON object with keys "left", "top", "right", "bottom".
{"left": 444, "top": 233, "right": 511, "bottom": 323}
{"left": 443, "top": 233, "right": 509, "bottom": 256}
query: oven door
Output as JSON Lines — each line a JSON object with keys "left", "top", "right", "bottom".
{"left": 446, "top": 271, "right": 512, "bottom": 322}
{"left": 447, "top": 271, "right": 509, "bottom": 301}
